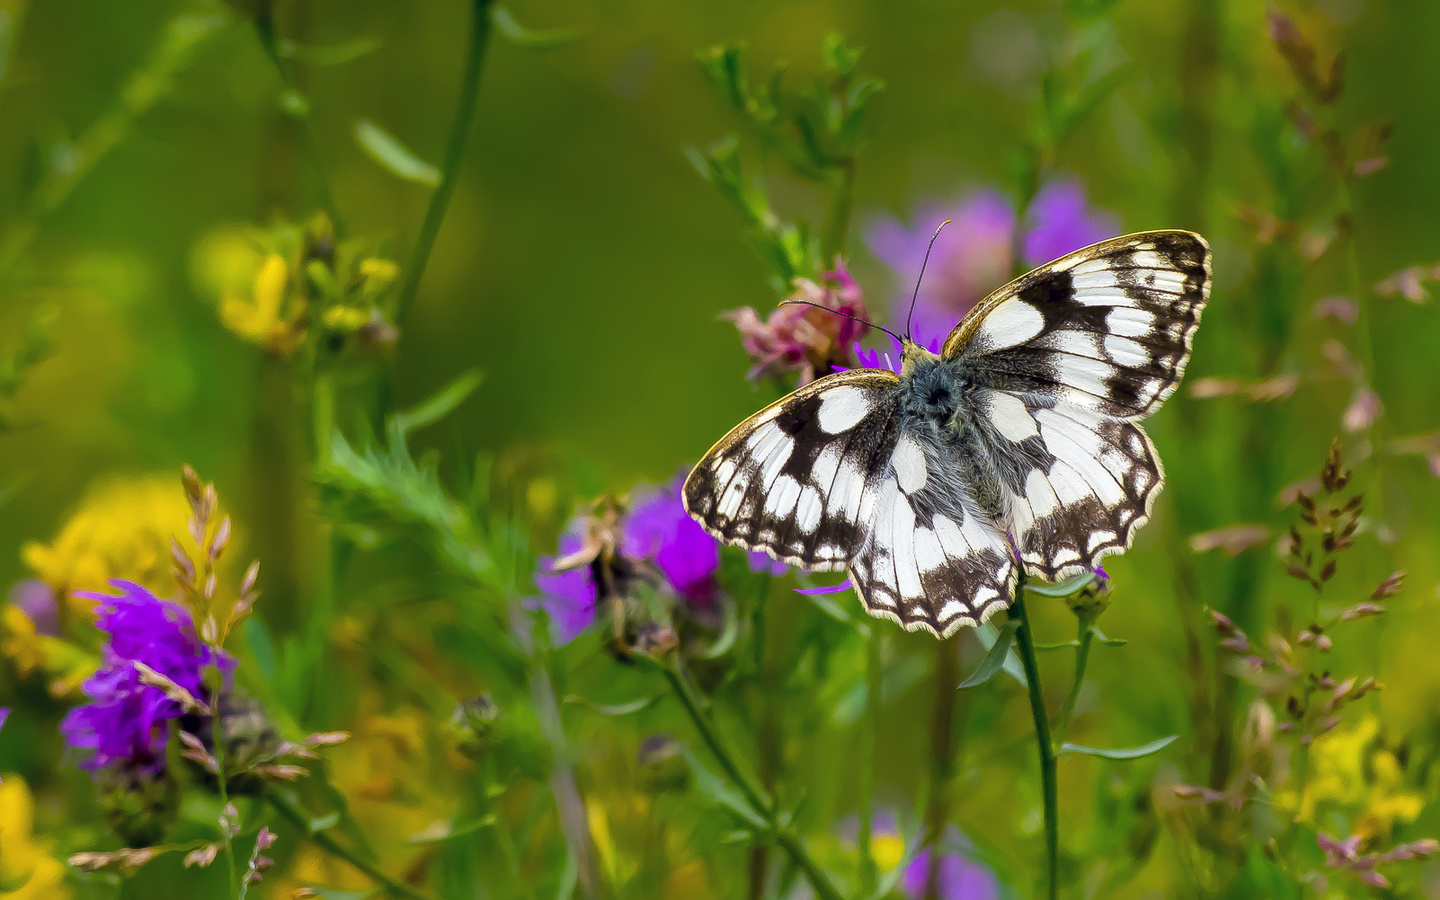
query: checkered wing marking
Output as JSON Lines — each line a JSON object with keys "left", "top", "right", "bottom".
{"left": 974, "top": 392, "right": 1165, "bottom": 581}
{"left": 847, "top": 431, "right": 1017, "bottom": 637}
{"left": 682, "top": 370, "right": 901, "bottom": 570}
{"left": 943, "top": 230, "right": 1211, "bottom": 420}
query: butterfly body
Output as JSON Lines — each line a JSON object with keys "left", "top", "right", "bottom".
{"left": 685, "top": 231, "right": 1210, "bottom": 637}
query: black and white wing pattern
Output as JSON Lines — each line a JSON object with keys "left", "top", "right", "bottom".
{"left": 945, "top": 230, "right": 1210, "bottom": 581}
{"left": 683, "top": 370, "right": 1017, "bottom": 634}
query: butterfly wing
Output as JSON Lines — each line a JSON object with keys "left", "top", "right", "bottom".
{"left": 685, "top": 369, "right": 1017, "bottom": 637}
{"left": 845, "top": 430, "right": 1017, "bottom": 636}
{"left": 944, "top": 230, "right": 1210, "bottom": 580}
{"left": 683, "top": 370, "right": 903, "bottom": 571}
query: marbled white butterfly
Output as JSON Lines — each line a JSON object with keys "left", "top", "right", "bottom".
{"left": 683, "top": 231, "right": 1210, "bottom": 637}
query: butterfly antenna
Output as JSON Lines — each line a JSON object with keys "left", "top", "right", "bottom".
{"left": 905, "top": 219, "right": 952, "bottom": 340}
{"left": 778, "top": 299, "right": 904, "bottom": 346}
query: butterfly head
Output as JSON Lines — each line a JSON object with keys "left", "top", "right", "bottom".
{"left": 898, "top": 338, "right": 941, "bottom": 377}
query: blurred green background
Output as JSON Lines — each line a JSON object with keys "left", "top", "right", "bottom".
{"left": 5, "top": 0, "right": 1440, "bottom": 897}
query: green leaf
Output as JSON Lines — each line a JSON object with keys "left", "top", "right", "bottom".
{"left": 974, "top": 619, "right": 1027, "bottom": 685}
{"left": 680, "top": 748, "right": 767, "bottom": 829}
{"left": 394, "top": 370, "right": 485, "bottom": 437}
{"left": 241, "top": 616, "right": 277, "bottom": 685}
{"left": 408, "top": 815, "right": 497, "bottom": 843}
{"left": 562, "top": 695, "right": 656, "bottom": 717}
{"left": 491, "top": 7, "right": 581, "bottom": 50}
{"left": 959, "top": 621, "right": 1020, "bottom": 689}
{"left": 699, "top": 593, "right": 742, "bottom": 660}
{"left": 1092, "top": 626, "right": 1127, "bottom": 647}
{"left": 354, "top": 119, "right": 440, "bottom": 186}
{"left": 279, "top": 36, "right": 381, "bottom": 66}
{"left": 1026, "top": 571, "right": 1097, "bottom": 597}
{"left": 1060, "top": 735, "right": 1178, "bottom": 760}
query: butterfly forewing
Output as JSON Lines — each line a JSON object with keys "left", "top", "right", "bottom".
{"left": 945, "top": 231, "right": 1209, "bottom": 419}
{"left": 683, "top": 370, "right": 901, "bottom": 570}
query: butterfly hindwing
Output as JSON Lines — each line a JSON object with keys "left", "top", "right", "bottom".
{"left": 683, "top": 370, "right": 901, "bottom": 570}
{"left": 847, "top": 431, "right": 1017, "bottom": 636}
{"left": 945, "top": 231, "right": 1209, "bottom": 419}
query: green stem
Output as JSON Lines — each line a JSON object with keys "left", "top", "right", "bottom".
{"left": 253, "top": 10, "right": 347, "bottom": 238}
{"left": 821, "top": 159, "right": 855, "bottom": 262}
{"left": 212, "top": 705, "right": 238, "bottom": 897}
{"left": 265, "top": 792, "right": 438, "bottom": 900}
{"left": 857, "top": 624, "right": 882, "bottom": 895}
{"left": 658, "top": 661, "right": 844, "bottom": 900}
{"left": 921, "top": 634, "right": 962, "bottom": 900}
{"left": 1052, "top": 611, "right": 1096, "bottom": 748}
{"left": 392, "top": 0, "right": 496, "bottom": 329}
{"left": 1012, "top": 584, "right": 1059, "bottom": 900}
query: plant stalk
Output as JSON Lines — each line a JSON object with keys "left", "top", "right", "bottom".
{"left": 858, "top": 624, "right": 883, "bottom": 895}
{"left": 265, "top": 792, "right": 438, "bottom": 900}
{"left": 659, "top": 661, "right": 844, "bottom": 900}
{"left": 1012, "top": 582, "right": 1059, "bottom": 900}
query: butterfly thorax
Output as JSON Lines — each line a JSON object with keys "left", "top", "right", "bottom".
{"left": 897, "top": 341, "right": 974, "bottom": 436}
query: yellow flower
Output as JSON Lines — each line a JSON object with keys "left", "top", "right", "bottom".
{"left": 321, "top": 305, "right": 370, "bottom": 333}
{"left": 0, "top": 777, "right": 70, "bottom": 899}
{"left": 1300, "top": 715, "right": 1424, "bottom": 843}
{"left": 358, "top": 257, "right": 400, "bottom": 293}
{"left": 22, "top": 475, "right": 196, "bottom": 619}
{"left": 0, "top": 606, "right": 94, "bottom": 697}
{"left": 220, "top": 253, "right": 305, "bottom": 355}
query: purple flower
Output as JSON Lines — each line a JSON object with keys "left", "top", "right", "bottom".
{"left": 866, "top": 179, "right": 1119, "bottom": 347}
{"left": 747, "top": 551, "right": 788, "bottom": 577}
{"left": 59, "top": 580, "right": 233, "bottom": 773}
{"left": 725, "top": 260, "right": 871, "bottom": 386}
{"left": 903, "top": 847, "right": 1001, "bottom": 900}
{"left": 8, "top": 579, "right": 59, "bottom": 636}
{"left": 532, "top": 530, "right": 601, "bottom": 645}
{"left": 532, "top": 475, "right": 723, "bottom": 644}
{"left": 866, "top": 191, "right": 1014, "bottom": 346}
{"left": 624, "top": 477, "right": 720, "bottom": 609}
{"left": 1022, "top": 179, "right": 1120, "bottom": 269}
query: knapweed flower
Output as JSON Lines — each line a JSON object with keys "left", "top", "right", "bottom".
{"left": 725, "top": 260, "right": 870, "bottom": 386}
{"left": 0, "top": 777, "right": 71, "bottom": 899}
{"left": 22, "top": 475, "right": 195, "bottom": 618}
{"left": 60, "top": 581, "right": 233, "bottom": 773}
{"left": 866, "top": 179, "right": 1118, "bottom": 346}
{"left": 532, "top": 477, "right": 723, "bottom": 643}
{"left": 624, "top": 476, "right": 720, "bottom": 609}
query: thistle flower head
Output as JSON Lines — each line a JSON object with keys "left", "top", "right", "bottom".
{"left": 725, "top": 260, "right": 870, "bottom": 386}
{"left": 59, "top": 580, "right": 234, "bottom": 774}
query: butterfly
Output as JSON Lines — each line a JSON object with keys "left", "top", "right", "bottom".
{"left": 682, "top": 231, "right": 1210, "bottom": 637}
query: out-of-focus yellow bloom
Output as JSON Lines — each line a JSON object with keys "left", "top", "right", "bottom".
{"left": 871, "top": 830, "right": 906, "bottom": 871}
{"left": 358, "top": 257, "right": 399, "bottom": 292}
{"left": 219, "top": 253, "right": 305, "bottom": 356}
{"left": 22, "top": 475, "right": 195, "bottom": 618}
{"left": 321, "top": 306, "right": 370, "bottom": 332}
{"left": 0, "top": 606, "right": 93, "bottom": 697}
{"left": 1299, "top": 715, "right": 1424, "bottom": 843}
{"left": 0, "top": 777, "right": 71, "bottom": 899}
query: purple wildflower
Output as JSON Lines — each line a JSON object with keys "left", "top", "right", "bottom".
{"left": 725, "top": 260, "right": 871, "bottom": 386}
{"left": 747, "top": 551, "right": 788, "bottom": 577}
{"left": 59, "top": 580, "right": 233, "bottom": 774}
{"left": 902, "top": 846, "right": 1001, "bottom": 900}
{"left": 533, "top": 475, "right": 724, "bottom": 643}
{"left": 8, "top": 579, "right": 60, "bottom": 636}
{"left": 624, "top": 476, "right": 720, "bottom": 609}
{"left": 532, "top": 530, "right": 601, "bottom": 645}
{"left": 866, "top": 179, "right": 1119, "bottom": 347}
{"left": 1021, "top": 179, "right": 1120, "bottom": 269}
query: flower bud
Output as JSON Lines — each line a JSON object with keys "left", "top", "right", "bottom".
{"left": 447, "top": 694, "right": 501, "bottom": 760}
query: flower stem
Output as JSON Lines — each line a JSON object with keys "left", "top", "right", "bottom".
{"left": 821, "top": 159, "right": 856, "bottom": 262}
{"left": 1011, "top": 581, "right": 1059, "bottom": 900}
{"left": 212, "top": 706, "right": 238, "bottom": 897}
{"left": 857, "top": 624, "right": 883, "bottom": 895}
{"left": 658, "top": 660, "right": 844, "bottom": 900}
{"left": 921, "top": 634, "right": 962, "bottom": 899}
{"left": 264, "top": 791, "right": 439, "bottom": 900}
{"left": 1052, "top": 610, "right": 1096, "bottom": 748}
{"left": 253, "top": 10, "right": 346, "bottom": 238}
{"left": 392, "top": 0, "right": 497, "bottom": 330}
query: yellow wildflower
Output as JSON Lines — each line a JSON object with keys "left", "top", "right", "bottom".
{"left": 0, "top": 777, "right": 71, "bottom": 899}
{"left": 321, "top": 305, "right": 370, "bottom": 332}
{"left": 0, "top": 605, "right": 94, "bottom": 697}
{"left": 871, "top": 830, "right": 906, "bottom": 871}
{"left": 22, "top": 475, "right": 197, "bottom": 618}
{"left": 219, "top": 253, "right": 305, "bottom": 355}
{"left": 1300, "top": 715, "right": 1424, "bottom": 843}
{"left": 358, "top": 257, "right": 400, "bottom": 293}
